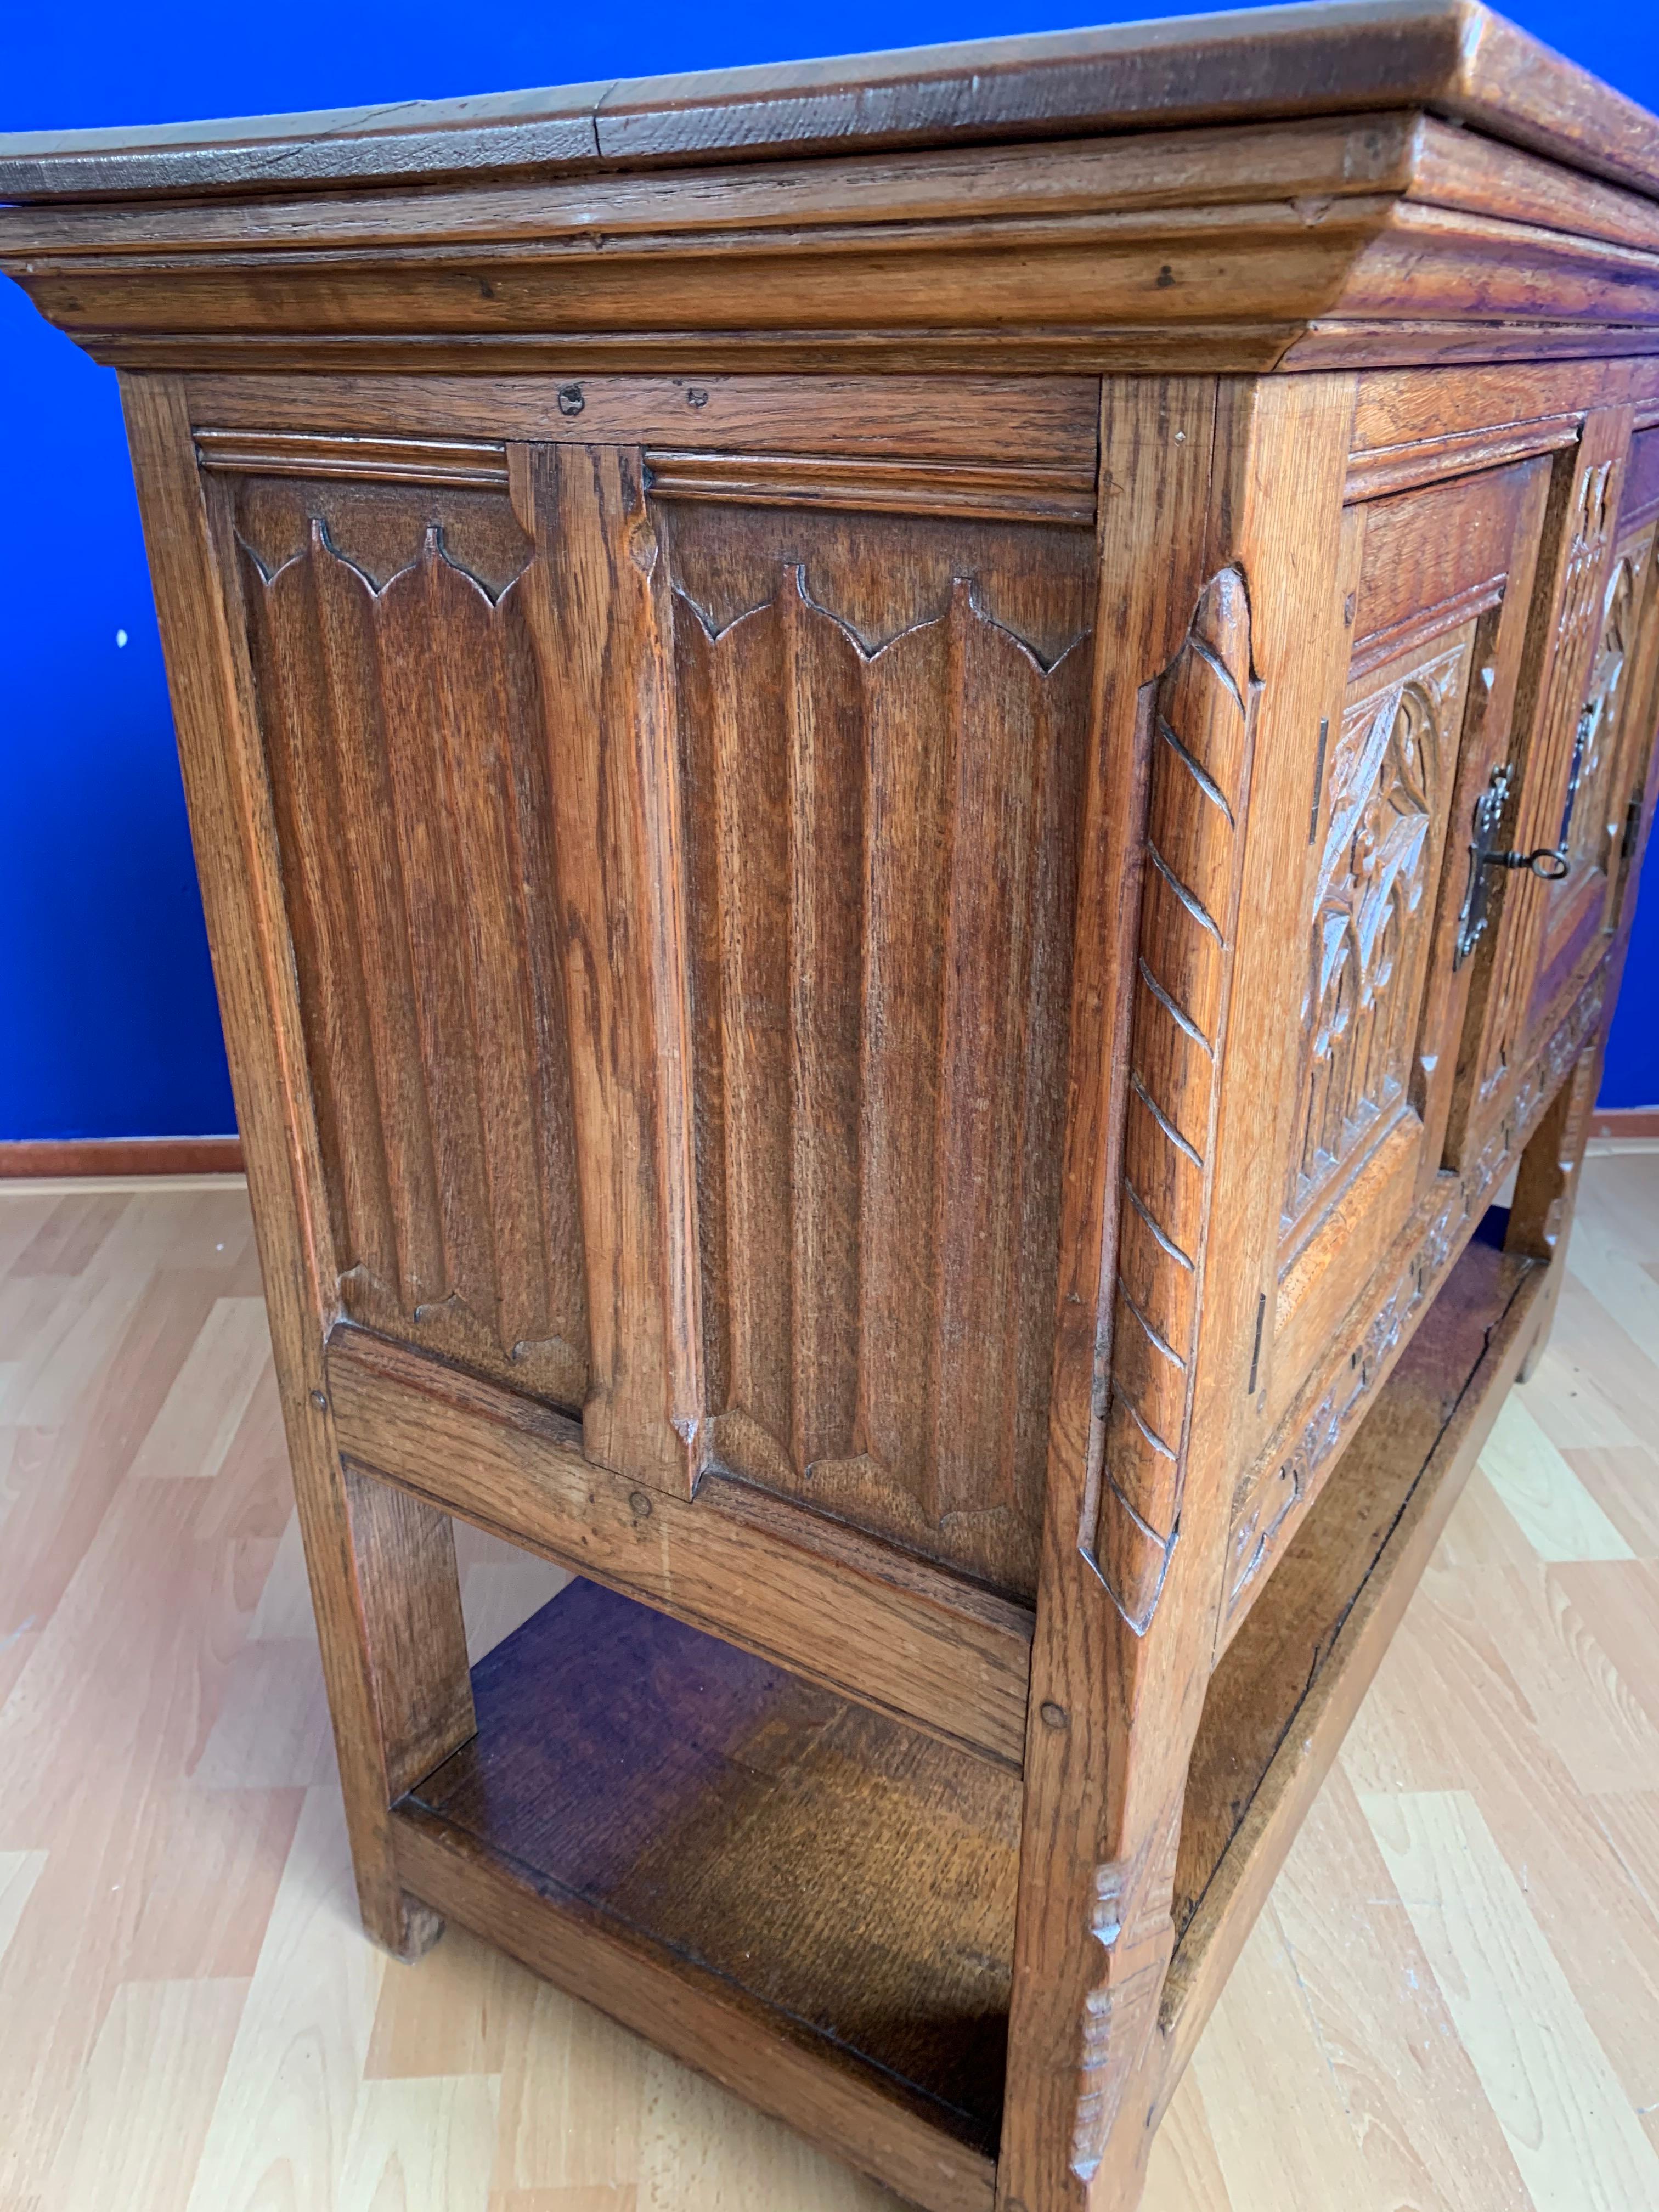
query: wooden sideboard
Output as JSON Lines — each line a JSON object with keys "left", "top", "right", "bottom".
{"left": 5, "top": 4, "right": 1658, "bottom": 2204}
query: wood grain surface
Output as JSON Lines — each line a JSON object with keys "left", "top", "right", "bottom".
{"left": 3, "top": 3, "right": 1659, "bottom": 202}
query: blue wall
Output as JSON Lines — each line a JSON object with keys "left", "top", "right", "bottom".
{"left": 3, "top": 0, "right": 1656, "bottom": 1137}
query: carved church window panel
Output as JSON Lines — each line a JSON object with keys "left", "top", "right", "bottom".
{"left": 1283, "top": 630, "right": 1475, "bottom": 1249}
{"left": 1528, "top": 524, "right": 1658, "bottom": 1035}
{"left": 1474, "top": 440, "right": 1625, "bottom": 1114}
{"left": 1561, "top": 532, "right": 1653, "bottom": 886}
{"left": 668, "top": 497, "right": 1094, "bottom": 1595}
{"left": 231, "top": 475, "right": 591, "bottom": 1412}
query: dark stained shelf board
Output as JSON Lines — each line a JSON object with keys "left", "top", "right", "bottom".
{"left": 2, "top": 3, "right": 1657, "bottom": 205}
{"left": 395, "top": 1577, "right": 1019, "bottom": 2166}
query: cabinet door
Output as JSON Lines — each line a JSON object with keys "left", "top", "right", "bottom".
{"left": 1260, "top": 456, "right": 1552, "bottom": 1433}
{"left": 1528, "top": 424, "right": 1659, "bottom": 1034}
{"left": 1447, "top": 408, "right": 1635, "bottom": 1158}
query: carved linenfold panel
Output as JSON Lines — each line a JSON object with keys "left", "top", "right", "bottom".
{"left": 1284, "top": 637, "right": 1470, "bottom": 1240}
{"left": 1226, "top": 962, "right": 1607, "bottom": 1630}
{"left": 1070, "top": 1798, "right": 1182, "bottom": 2183}
{"left": 658, "top": 495, "right": 1096, "bottom": 670}
{"left": 674, "top": 533, "right": 1091, "bottom": 1589}
{"left": 1088, "top": 568, "right": 1259, "bottom": 1634}
{"left": 236, "top": 490, "right": 589, "bottom": 1407}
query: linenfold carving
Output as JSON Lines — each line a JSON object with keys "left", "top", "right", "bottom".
{"left": 1070, "top": 1798, "right": 1183, "bottom": 2182}
{"left": 242, "top": 513, "right": 589, "bottom": 1408}
{"left": 1226, "top": 963, "right": 1607, "bottom": 1622}
{"left": 1088, "top": 568, "right": 1260, "bottom": 1634}
{"left": 676, "top": 560, "right": 1091, "bottom": 1584}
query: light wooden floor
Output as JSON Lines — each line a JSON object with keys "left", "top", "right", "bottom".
{"left": 2, "top": 1154, "right": 1658, "bottom": 2212}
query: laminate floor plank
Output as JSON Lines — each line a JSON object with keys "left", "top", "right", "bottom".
{"left": 1184, "top": 1905, "right": 1386, "bottom": 2212}
{"left": 1566, "top": 1444, "right": 1659, "bottom": 1556}
{"left": 1140, "top": 2067, "right": 1234, "bottom": 2212}
{"left": 1, "top": 1158, "right": 1656, "bottom": 2210}
{"left": 182, "top": 1785, "right": 388, "bottom": 2212}
{"left": 1360, "top": 1788, "right": 1659, "bottom": 2212}
{"left": 1477, "top": 1395, "right": 1637, "bottom": 1562}
{"left": 1342, "top": 1561, "right": 1659, "bottom": 2123}
{"left": 129, "top": 1296, "right": 274, "bottom": 1483}
{"left": 38, "top": 1978, "right": 250, "bottom": 2212}
{"left": 1540, "top": 1275, "right": 1659, "bottom": 1454}
{"left": 1267, "top": 1764, "right": 1531, "bottom": 2212}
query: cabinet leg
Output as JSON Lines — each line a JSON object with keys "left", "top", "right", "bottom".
{"left": 290, "top": 1448, "right": 477, "bottom": 1959}
{"left": 998, "top": 1578, "right": 1200, "bottom": 2212}
{"left": 122, "top": 377, "right": 478, "bottom": 1965}
{"left": 1506, "top": 1045, "right": 1598, "bottom": 1381}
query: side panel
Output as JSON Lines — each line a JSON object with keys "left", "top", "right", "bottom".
{"left": 208, "top": 416, "right": 1102, "bottom": 1593}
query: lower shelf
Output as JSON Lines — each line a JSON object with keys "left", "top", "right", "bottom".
{"left": 392, "top": 1577, "right": 1019, "bottom": 2212}
{"left": 1161, "top": 1217, "right": 1545, "bottom": 2080}
{"left": 390, "top": 1213, "right": 1547, "bottom": 2211}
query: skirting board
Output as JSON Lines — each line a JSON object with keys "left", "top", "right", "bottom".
{"left": 1587, "top": 1107, "right": 1659, "bottom": 1139}
{"left": 0, "top": 1136, "right": 244, "bottom": 1178}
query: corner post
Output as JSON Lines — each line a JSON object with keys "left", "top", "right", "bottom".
{"left": 120, "top": 375, "right": 475, "bottom": 1957}
{"left": 997, "top": 373, "right": 1357, "bottom": 2211}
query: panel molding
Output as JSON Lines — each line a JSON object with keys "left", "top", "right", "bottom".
{"left": 183, "top": 373, "right": 1104, "bottom": 468}
{"left": 645, "top": 448, "right": 1096, "bottom": 525}
{"left": 197, "top": 426, "right": 509, "bottom": 487}
{"left": 1343, "top": 414, "right": 1583, "bottom": 503}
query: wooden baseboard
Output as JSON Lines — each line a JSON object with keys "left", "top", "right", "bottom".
{"left": 0, "top": 1135, "right": 244, "bottom": 1179}
{"left": 1588, "top": 1107, "right": 1659, "bottom": 1139}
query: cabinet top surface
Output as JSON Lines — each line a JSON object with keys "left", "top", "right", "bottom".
{"left": 1, "top": 0, "right": 1656, "bottom": 207}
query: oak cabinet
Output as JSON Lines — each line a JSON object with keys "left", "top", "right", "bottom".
{"left": 5, "top": 6, "right": 1659, "bottom": 2208}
